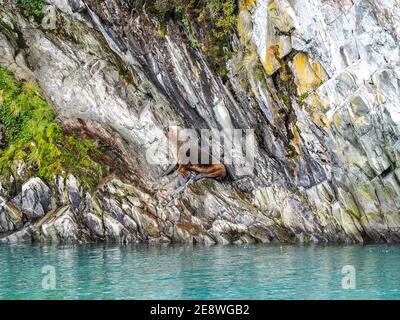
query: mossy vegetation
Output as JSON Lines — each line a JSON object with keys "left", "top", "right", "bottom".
{"left": 277, "top": 91, "right": 291, "bottom": 108}
{"left": 145, "top": 0, "right": 238, "bottom": 80}
{"left": 16, "top": 0, "right": 45, "bottom": 19}
{"left": 297, "top": 92, "right": 309, "bottom": 106}
{"left": 233, "top": 48, "right": 270, "bottom": 96}
{"left": 0, "top": 67, "right": 104, "bottom": 190}
{"left": 181, "top": 16, "right": 198, "bottom": 48}
{"left": 231, "top": 1, "right": 268, "bottom": 93}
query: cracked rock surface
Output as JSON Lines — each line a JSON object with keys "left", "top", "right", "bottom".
{"left": 1, "top": 0, "right": 400, "bottom": 244}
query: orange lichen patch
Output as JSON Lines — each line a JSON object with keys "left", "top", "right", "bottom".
{"left": 279, "top": 63, "right": 291, "bottom": 82}
{"left": 199, "top": 43, "right": 208, "bottom": 52}
{"left": 292, "top": 126, "right": 301, "bottom": 154}
{"left": 3, "top": 202, "right": 23, "bottom": 225}
{"left": 143, "top": 215, "right": 160, "bottom": 238}
{"left": 332, "top": 112, "right": 350, "bottom": 135}
{"left": 301, "top": 92, "right": 329, "bottom": 115}
{"left": 237, "top": 8, "right": 252, "bottom": 44}
{"left": 264, "top": 45, "right": 281, "bottom": 75}
{"left": 354, "top": 116, "right": 366, "bottom": 125}
{"left": 238, "top": 12, "right": 245, "bottom": 40}
{"left": 176, "top": 221, "right": 202, "bottom": 235}
{"left": 291, "top": 53, "right": 327, "bottom": 95}
{"left": 268, "top": 0, "right": 277, "bottom": 11}
{"left": 240, "top": 0, "right": 254, "bottom": 10}
{"left": 312, "top": 113, "right": 331, "bottom": 129}
{"left": 277, "top": 36, "right": 292, "bottom": 59}
{"left": 333, "top": 113, "right": 341, "bottom": 126}
{"left": 319, "top": 115, "right": 331, "bottom": 128}
{"left": 311, "top": 61, "right": 326, "bottom": 80}
{"left": 377, "top": 94, "right": 386, "bottom": 104}
{"left": 300, "top": 92, "right": 332, "bottom": 128}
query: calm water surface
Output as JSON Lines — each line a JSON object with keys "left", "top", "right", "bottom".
{"left": 0, "top": 244, "right": 399, "bottom": 300}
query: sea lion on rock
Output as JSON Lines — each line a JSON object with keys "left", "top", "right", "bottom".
{"left": 161, "top": 126, "right": 227, "bottom": 186}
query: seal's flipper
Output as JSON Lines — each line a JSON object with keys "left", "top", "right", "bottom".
{"left": 192, "top": 165, "right": 226, "bottom": 182}
{"left": 193, "top": 173, "right": 207, "bottom": 183}
{"left": 178, "top": 172, "right": 191, "bottom": 186}
{"left": 189, "top": 163, "right": 227, "bottom": 181}
{"left": 178, "top": 165, "right": 191, "bottom": 186}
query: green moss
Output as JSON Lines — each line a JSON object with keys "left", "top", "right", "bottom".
{"left": 233, "top": 45, "right": 265, "bottom": 92}
{"left": 207, "top": 0, "right": 237, "bottom": 40}
{"left": 16, "top": 0, "right": 45, "bottom": 19}
{"left": 303, "top": 233, "right": 310, "bottom": 244}
{"left": 198, "top": 0, "right": 238, "bottom": 80}
{"left": 254, "top": 60, "right": 267, "bottom": 85}
{"left": 181, "top": 17, "right": 198, "bottom": 48}
{"left": 145, "top": 0, "right": 183, "bottom": 36}
{"left": 276, "top": 90, "right": 291, "bottom": 108}
{"left": 297, "top": 93, "right": 309, "bottom": 106}
{"left": 146, "top": 0, "right": 238, "bottom": 81}
{"left": 0, "top": 67, "right": 104, "bottom": 190}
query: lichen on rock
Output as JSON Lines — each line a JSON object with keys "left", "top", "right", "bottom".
{"left": 0, "top": 0, "right": 400, "bottom": 244}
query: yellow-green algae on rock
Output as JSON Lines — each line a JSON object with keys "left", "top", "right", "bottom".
{"left": 0, "top": 67, "right": 104, "bottom": 190}
{"left": 290, "top": 52, "right": 327, "bottom": 95}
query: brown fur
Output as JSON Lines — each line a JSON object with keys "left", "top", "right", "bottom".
{"left": 163, "top": 126, "right": 227, "bottom": 184}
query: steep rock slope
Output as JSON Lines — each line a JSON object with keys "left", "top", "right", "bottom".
{"left": 0, "top": 0, "right": 400, "bottom": 244}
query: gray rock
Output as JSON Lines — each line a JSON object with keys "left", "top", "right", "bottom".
{"left": 21, "top": 178, "right": 52, "bottom": 220}
{"left": 1, "top": 0, "right": 400, "bottom": 244}
{"left": 0, "top": 197, "right": 23, "bottom": 233}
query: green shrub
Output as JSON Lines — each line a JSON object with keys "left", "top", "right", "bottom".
{"left": 0, "top": 67, "right": 104, "bottom": 190}
{"left": 146, "top": 0, "right": 239, "bottom": 81}
{"left": 298, "top": 93, "right": 309, "bottom": 106}
{"left": 194, "top": 0, "right": 238, "bottom": 79}
{"left": 16, "top": 0, "right": 45, "bottom": 18}
{"left": 207, "top": 0, "right": 237, "bottom": 40}
{"left": 181, "top": 17, "right": 198, "bottom": 48}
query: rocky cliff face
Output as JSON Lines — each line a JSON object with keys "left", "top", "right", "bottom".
{"left": 1, "top": 0, "right": 400, "bottom": 244}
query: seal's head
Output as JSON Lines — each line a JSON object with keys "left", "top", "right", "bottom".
{"left": 163, "top": 126, "right": 170, "bottom": 136}
{"left": 163, "top": 125, "right": 182, "bottom": 140}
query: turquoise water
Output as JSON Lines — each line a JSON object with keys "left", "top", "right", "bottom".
{"left": 0, "top": 244, "right": 399, "bottom": 300}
